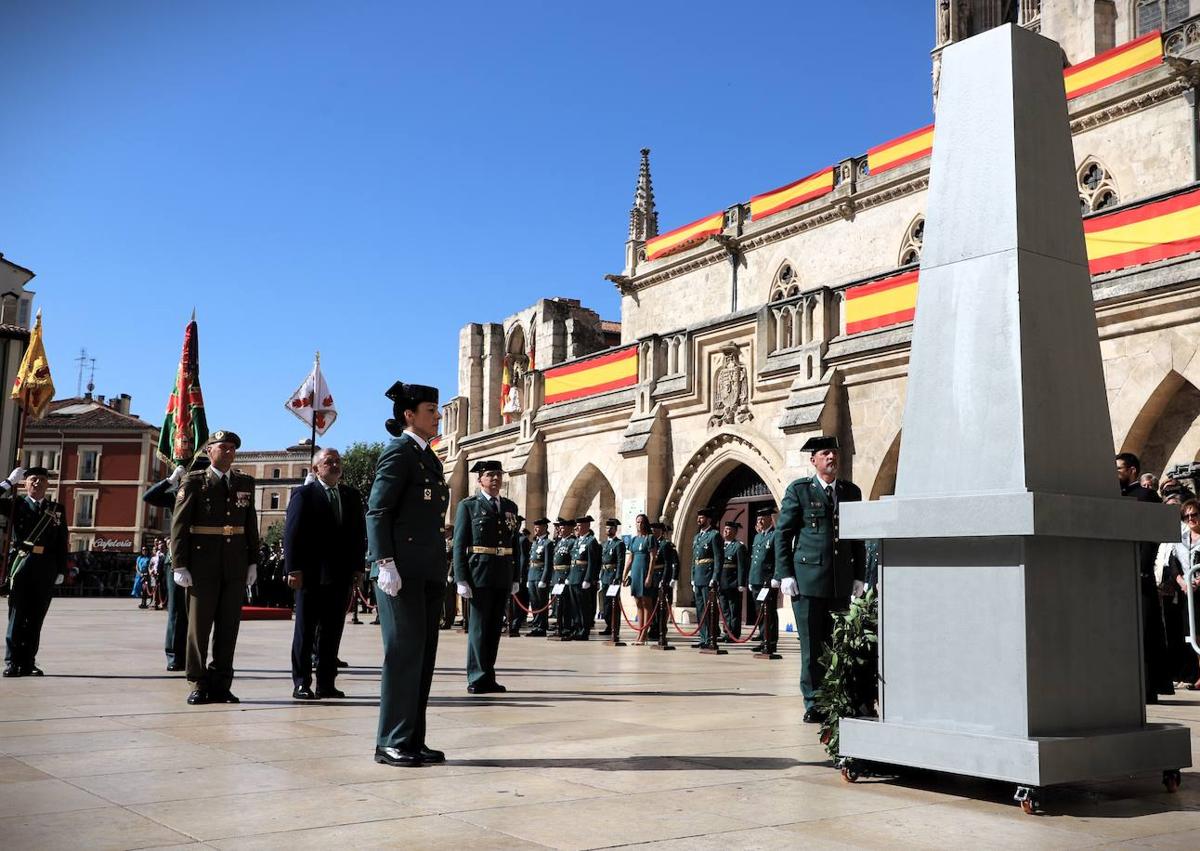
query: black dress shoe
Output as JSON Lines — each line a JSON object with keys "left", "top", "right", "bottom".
{"left": 25, "top": 665, "right": 43, "bottom": 677}
{"left": 187, "top": 689, "right": 209, "bottom": 705}
{"left": 336, "top": 658, "right": 349, "bottom": 668}
{"left": 292, "top": 686, "right": 317, "bottom": 700}
{"left": 485, "top": 682, "right": 507, "bottom": 693}
{"left": 598, "top": 629, "right": 612, "bottom": 636}
{"left": 467, "top": 684, "right": 485, "bottom": 694}
{"left": 166, "top": 663, "right": 185, "bottom": 672}
{"left": 802, "top": 709, "right": 823, "bottom": 724}
{"left": 211, "top": 690, "right": 240, "bottom": 704}
{"left": 374, "top": 746, "right": 423, "bottom": 767}
{"left": 527, "top": 629, "right": 546, "bottom": 637}
{"left": 2, "top": 665, "right": 23, "bottom": 677}
{"left": 418, "top": 747, "right": 446, "bottom": 763}
{"left": 316, "top": 687, "right": 345, "bottom": 699}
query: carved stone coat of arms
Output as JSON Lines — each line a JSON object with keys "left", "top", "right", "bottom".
{"left": 708, "top": 344, "right": 753, "bottom": 427}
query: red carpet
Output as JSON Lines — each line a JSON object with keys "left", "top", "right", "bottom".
{"left": 241, "top": 606, "right": 292, "bottom": 621}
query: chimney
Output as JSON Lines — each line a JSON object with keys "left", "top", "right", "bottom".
{"left": 114, "top": 393, "right": 131, "bottom": 415}
{"left": 96, "top": 394, "right": 105, "bottom": 404}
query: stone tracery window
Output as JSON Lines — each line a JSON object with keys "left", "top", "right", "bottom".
{"left": 1078, "top": 158, "right": 1119, "bottom": 213}
{"left": 769, "top": 263, "right": 801, "bottom": 302}
{"left": 1136, "top": 0, "right": 1189, "bottom": 37}
{"left": 899, "top": 216, "right": 925, "bottom": 266}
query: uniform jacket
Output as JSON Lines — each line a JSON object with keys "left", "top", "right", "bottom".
{"left": 600, "top": 537, "right": 626, "bottom": 585}
{"left": 452, "top": 492, "right": 520, "bottom": 589}
{"left": 170, "top": 468, "right": 260, "bottom": 578}
{"left": 775, "top": 476, "right": 865, "bottom": 599}
{"left": 528, "top": 534, "right": 552, "bottom": 583}
{"left": 143, "top": 477, "right": 178, "bottom": 510}
{"left": 519, "top": 535, "right": 532, "bottom": 584}
{"left": 551, "top": 535, "right": 575, "bottom": 581}
{"left": 366, "top": 435, "right": 450, "bottom": 581}
{"left": 720, "top": 539, "right": 749, "bottom": 590}
{"left": 654, "top": 537, "right": 679, "bottom": 587}
{"left": 748, "top": 528, "right": 777, "bottom": 586}
{"left": 283, "top": 480, "right": 367, "bottom": 585}
{"left": 4, "top": 493, "right": 68, "bottom": 594}
{"left": 568, "top": 532, "right": 602, "bottom": 585}
{"left": 691, "top": 527, "right": 724, "bottom": 586}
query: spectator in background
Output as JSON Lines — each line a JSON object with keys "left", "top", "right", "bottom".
{"left": 133, "top": 545, "right": 151, "bottom": 607}
{"left": 1141, "top": 472, "right": 1159, "bottom": 492}
{"left": 1165, "top": 499, "right": 1200, "bottom": 690}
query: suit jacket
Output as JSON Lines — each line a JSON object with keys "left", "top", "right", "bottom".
{"left": 452, "top": 493, "right": 520, "bottom": 589}
{"left": 4, "top": 493, "right": 68, "bottom": 594}
{"left": 170, "top": 468, "right": 260, "bottom": 577}
{"left": 284, "top": 480, "right": 366, "bottom": 586}
{"left": 775, "top": 476, "right": 865, "bottom": 599}
{"left": 366, "top": 435, "right": 450, "bottom": 582}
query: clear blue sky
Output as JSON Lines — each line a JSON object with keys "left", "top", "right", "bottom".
{"left": 0, "top": 1, "right": 933, "bottom": 451}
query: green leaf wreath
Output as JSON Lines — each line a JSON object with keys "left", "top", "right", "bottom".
{"left": 815, "top": 587, "right": 879, "bottom": 759}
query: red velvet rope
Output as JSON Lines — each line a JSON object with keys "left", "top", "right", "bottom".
{"left": 715, "top": 597, "right": 765, "bottom": 644}
{"left": 509, "top": 591, "right": 553, "bottom": 615}
{"left": 669, "top": 595, "right": 710, "bottom": 638}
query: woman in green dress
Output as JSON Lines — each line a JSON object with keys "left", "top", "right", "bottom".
{"left": 622, "top": 514, "right": 657, "bottom": 644}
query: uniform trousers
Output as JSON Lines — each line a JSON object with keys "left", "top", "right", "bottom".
{"left": 567, "top": 583, "right": 593, "bottom": 638}
{"left": 466, "top": 586, "right": 507, "bottom": 687}
{"left": 5, "top": 583, "right": 53, "bottom": 669}
{"left": 527, "top": 581, "right": 549, "bottom": 632}
{"left": 185, "top": 566, "right": 246, "bottom": 694}
{"left": 376, "top": 578, "right": 443, "bottom": 751}
{"left": 694, "top": 585, "right": 715, "bottom": 646}
{"left": 751, "top": 585, "right": 779, "bottom": 652}
{"left": 291, "top": 581, "right": 351, "bottom": 690}
{"left": 164, "top": 575, "right": 188, "bottom": 666}
{"left": 718, "top": 587, "right": 742, "bottom": 638}
{"left": 791, "top": 594, "right": 848, "bottom": 710}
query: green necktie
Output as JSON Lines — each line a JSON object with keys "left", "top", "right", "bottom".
{"left": 326, "top": 486, "right": 342, "bottom": 525}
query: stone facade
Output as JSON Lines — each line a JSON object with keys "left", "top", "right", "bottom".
{"left": 444, "top": 2, "right": 1200, "bottom": 620}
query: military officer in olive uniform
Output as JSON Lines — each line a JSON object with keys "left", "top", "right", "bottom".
{"left": 690, "top": 507, "right": 724, "bottom": 649}
{"left": 2, "top": 466, "right": 68, "bottom": 677}
{"left": 170, "top": 431, "right": 259, "bottom": 705}
{"left": 598, "top": 518, "right": 625, "bottom": 636}
{"left": 567, "top": 516, "right": 602, "bottom": 640}
{"left": 526, "top": 518, "right": 552, "bottom": 636}
{"left": 367, "top": 381, "right": 449, "bottom": 766}
{"left": 776, "top": 435, "right": 866, "bottom": 723}
{"left": 550, "top": 517, "right": 575, "bottom": 638}
{"left": 749, "top": 506, "right": 779, "bottom": 655}
{"left": 453, "top": 460, "right": 521, "bottom": 693}
{"left": 719, "top": 520, "right": 749, "bottom": 640}
{"left": 650, "top": 521, "right": 678, "bottom": 641}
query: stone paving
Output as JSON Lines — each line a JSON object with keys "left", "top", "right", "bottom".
{"left": 0, "top": 598, "right": 1197, "bottom": 849}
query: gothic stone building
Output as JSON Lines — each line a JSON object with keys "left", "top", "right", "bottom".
{"left": 444, "top": 1, "right": 1200, "bottom": 618}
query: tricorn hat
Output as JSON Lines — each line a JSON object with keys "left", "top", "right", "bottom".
{"left": 206, "top": 430, "right": 241, "bottom": 449}
{"left": 605, "top": 518, "right": 620, "bottom": 527}
{"left": 532, "top": 517, "right": 550, "bottom": 526}
{"left": 575, "top": 515, "right": 595, "bottom": 524}
{"left": 470, "top": 459, "right": 503, "bottom": 474}
{"left": 650, "top": 521, "right": 666, "bottom": 531}
{"left": 696, "top": 507, "right": 720, "bottom": 520}
{"left": 554, "top": 517, "right": 571, "bottom": 526}
{"left": 800, "top": 434, "right": 839, "bottom": 453}
{"left": 755, "top": 505, "right": 777, "bottom": 517}
{"left": 24, "top": 466, "right": 49, "bottom": 478}
{"left": 384, "top": 382, "right": 439, "bottom": 436}
{"left": 723, "top": 520, "right": 742, "bottom": 529}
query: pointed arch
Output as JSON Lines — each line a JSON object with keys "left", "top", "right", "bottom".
{"left": 1121, "top": 369, "right": 1200, "bottom": 476}
{"left": 555, "top": 461, "right": 617, "bottom": 524}
{"left": 898, "top": 215, "right": 924, "bottom": 266}
{"left": 870, "top": 430, "right": 902, "bottom": 500}
{"left": 768, "top": 260, "right": 800, "bottom": 303}
{"left": 1077, "top": 156, "right": 1119, "bottom": 213}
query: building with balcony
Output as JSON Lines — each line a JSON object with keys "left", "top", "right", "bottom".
{"left": 233, "top": 439, "right": 319, "bottom": 539}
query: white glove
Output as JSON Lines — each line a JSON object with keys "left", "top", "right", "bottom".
{"left": 511, "top": 582, "right": 520, "bottom": 594}
{"left": 852, "top": 579, "right": 866, "bottom": 598}
{"left": 457, "top": 581, "right": 473, "bottom": 599}
{"left": 582, "top": 581, "right": 592, "bottom": 590}
{"left": 303, "top": 471, "right": 317, "bottom": 485}
{"left": 738, "top": 586, "right": 746, "bottom": 592}
{"left": 246, "top": 564, "right": 257, "bottom": 585}
{"left": 377, "top": 560, "right": 401, "bottom": 597}
{"left": 174, "top": 568, "right": 193, "bottom": 588}
{"left": 770, "top": 578, "right": 781, "bottom": 589}
{"left": 168, "top": 465, "right": 186, "bottom": 485}
{"left": 54, "top": 574, "right": 64, "bottom": 585}
{"left": 6, "top": 466, "right": 26, "bottom": 485}
{"left": 538, "top": 581, "right": 547, "bottom": 589}
{"left": 670, "top": 580, "right": 678, "bottom": 589}
{"left": 780, "top": 577, "right": 799, "bottom": 597}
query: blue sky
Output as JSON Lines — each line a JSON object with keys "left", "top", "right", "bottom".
{"left": 0, "top": 1, "right": 933, "bottom": 451}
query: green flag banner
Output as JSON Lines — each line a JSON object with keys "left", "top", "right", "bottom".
{"left": 157, "top": 316, "right": 209, "bottom": 467}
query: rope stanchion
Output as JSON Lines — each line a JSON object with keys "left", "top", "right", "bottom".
{"left": 716, "top": 601, "right": 765, "bottom": 645}
{"left": 669, "top": 596, "right": 709, "bottom": 638}
{"left": 510, "top": 592, "right": 553, "bottom": 616}
{"left": 615, "top": 593, "right": 643, "bottom": 632}
{"left": 631, "top": 595, "right": 661, "bottom": 645}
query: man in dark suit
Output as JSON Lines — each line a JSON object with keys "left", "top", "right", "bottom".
{"left": 285, "top": 448, "right": 366, "bottom": 700}
{"left": 776, "top": 435, "right": 865, "bottom": 723}
{"left": 2, "top": 466, "right": 68, "bottom": 677}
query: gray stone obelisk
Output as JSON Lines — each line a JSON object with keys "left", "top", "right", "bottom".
{"left": 838, "top": 24, "right": 1191, "bottom": 787}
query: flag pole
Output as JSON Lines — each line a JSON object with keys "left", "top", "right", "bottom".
{"left": 309, "top": 351, "right": 319, "bottom": 466}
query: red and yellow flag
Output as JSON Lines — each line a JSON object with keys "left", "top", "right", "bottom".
{"left": 644, "top": 212, "right": 725, "bottom": 261}
{"left": 1064, "top": 30, "right": 1162, "bottom": 100}
{"left": 1085, "top": 185, "right": 1200, "bottom": 275}
{"left": 10, "top": 310, "right": 55, "bottom": 420}
{"left": 867, "top": 125, "right": 935, "bottom": 176}
{"left": 750, "top": 168, "right": 835, "bottom": 220}
{"left": 544, "top": 345, "right": 638, "bottom": 405}
{"left": 500, "top": 356, "right": 513, "bottom": 424}
{"left": 844, "top": 270, "right": 920, "bottom": 335}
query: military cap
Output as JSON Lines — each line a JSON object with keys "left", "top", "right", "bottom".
{"left": 723, "top": 520, "right": 742, "bottom": 529}
{"left": 575, "top": 515, "right": 595, "bottom": 524}
{"left": 470, "top": 459, "right": 503, "bottom": 474}
{"left": 206, "top": 430, "right": 241, "bottom": 448}
{"left": 696, "top": 506, "right": 720, "bottom": 519}
{"left": 554, "top": 517, "right": 571, "bottom": 526}
{"left": 755, "top": 505, "right": 777, "bottom": 517}
{"left": 516, "top": 514, "right": 525, "bottom": 522}
{"left": 650, "top": 521, "right": 666, "bottom": 531}
{"left": 605, "top": 518, "right": 621, "bottom": 527}
{"left": 532, "top": 517, "right": 550, "bottom": 526}
{"left": 801, "top": 434, "right": 840, "bottom": 453}
{"left": 385, "top": 381, "right": 439, "bottom": 408}
{"left": 24, "top": 466, "right": 49, "bottom": 478}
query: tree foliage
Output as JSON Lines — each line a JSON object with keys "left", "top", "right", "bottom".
{"left": 815, "top": 587, "right": 879, "bottom": 759}
{"left": 264, "top": 521, "right": 284, "bottom": 548}
{"left": 340, "top": 440, "right": 385, "bottom": 505}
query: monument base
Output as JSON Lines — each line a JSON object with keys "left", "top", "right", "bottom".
{"left": 839, "top": 718, "right": 1191, "bottom": 787}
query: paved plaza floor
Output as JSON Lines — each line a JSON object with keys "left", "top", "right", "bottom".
{"left": 0, "top": 598, "right": 1198, "bottom": 849}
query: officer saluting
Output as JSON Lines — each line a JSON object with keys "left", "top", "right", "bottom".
{"left": 170, "top": 430, "right": 259, "bottom": 706}
{"left": 775, "top": 435, "right": 865, "bottom": 723}
{"left": 453, "top": 460, "right": 520, "bottom": 693}
{"left": 367, "top": 381, "right": 448, "bottom": 767}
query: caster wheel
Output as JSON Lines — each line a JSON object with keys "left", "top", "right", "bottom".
{"left": 1014, "top": 785, "right": 1040, "bottom": 814}
{"left": 841, "top": 766, "right": 860, "bottom": 783}
{"left": 1163, "top": 770, "right": 1181, "bottom": 793}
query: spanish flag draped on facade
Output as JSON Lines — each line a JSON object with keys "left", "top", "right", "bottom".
{"left": 157, "top": 314, "right": 209, "bottom": 466}
{"left": 10, "top": 310, "right": 56, "bottom": 420}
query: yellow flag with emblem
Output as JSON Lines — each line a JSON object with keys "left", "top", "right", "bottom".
{"left": 10, "top": 310, "right": 55, "bottom": 420}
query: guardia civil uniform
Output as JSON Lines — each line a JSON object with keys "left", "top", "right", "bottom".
{"left": 598, "top": 520, "right": 626, "bottom": 635}
{"left": 550, "top": 522, "right": 575, "bottom": 636}
{"left": 568, "top": 518, "right": 602, "bottom": 639}
{"left": 749, "top": 509, "right": 779, "bottom": 655}
{"left": 170, "top": 431, "right": 259, "bottom": 703}
{"left": 690, "top": 509, "right": 724, "bottom": 648}
{"left": 775, "top": 436, "right": 865, "bottom": 713}
{"left": 526, "top": 521, "right": 553, "bottom": 635}
{"left": 452, "top": 461, "right": 520, "bottom": 690}
{"left": 719, "top": 523, "right": 749, "bottom": 639}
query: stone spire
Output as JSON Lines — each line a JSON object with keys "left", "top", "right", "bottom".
{"left": 628, "top": 148, "right": 658, "bottom": 242}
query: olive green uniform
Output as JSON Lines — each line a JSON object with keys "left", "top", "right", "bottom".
{"left": 550, "top": 534, "right": 575, "bottom": 635}
{"left": 170, "top": 467, "right": 259, "bottom": 696}
{"left": 599, "top": 537, "right": 625, "bottom": 632}
{"left": 453, "top": 493, "right": 519, "bottom": 687}
{"left": 691, "top": 528, "right": 723, "bottom": 646}
{"left": 719, "top": 539, "right": 749, "bottom": 638}
{"left": 568, "top": 532, "right": 602, "bottom": 639}
{"left": 527, "top": 534, "right": 552, "bottom": 634}
{"left": 749, "top": 527, "right": 778, "bottom": 653}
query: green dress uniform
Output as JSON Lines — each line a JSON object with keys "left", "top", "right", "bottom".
{"left": 453, "top": 492, "right": 520, "bottom": 688}
{"left": 691, "top": 527, "right": 724, "bottom": 647}
{"left": 170, "top": 463, "right": 259, "bottom": 698}
{"left": 719, "top": 538, "right": 749, "bottom": 639}
{"left": 526, "top": 532, "right": 553, "bottom": 634}
{"left": 3, "top": 491, "right": 67, "bottom": 676}
{"left": 551, "top": 532, "right": 575, "bottom": 635}
{"left": 568, "top": 528, "right": 602, "bottom": 639}
{"left": 599, "top": 535, "right": 625, "bottom": 633}
{"left": 368, "top": 431, "right": 450, "bottom": 751}
{"left": 775, "top": 476, "right": 865, "bottom": 710}
{"left": 749, "top": 526, "right": 778, "bottom": 654}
